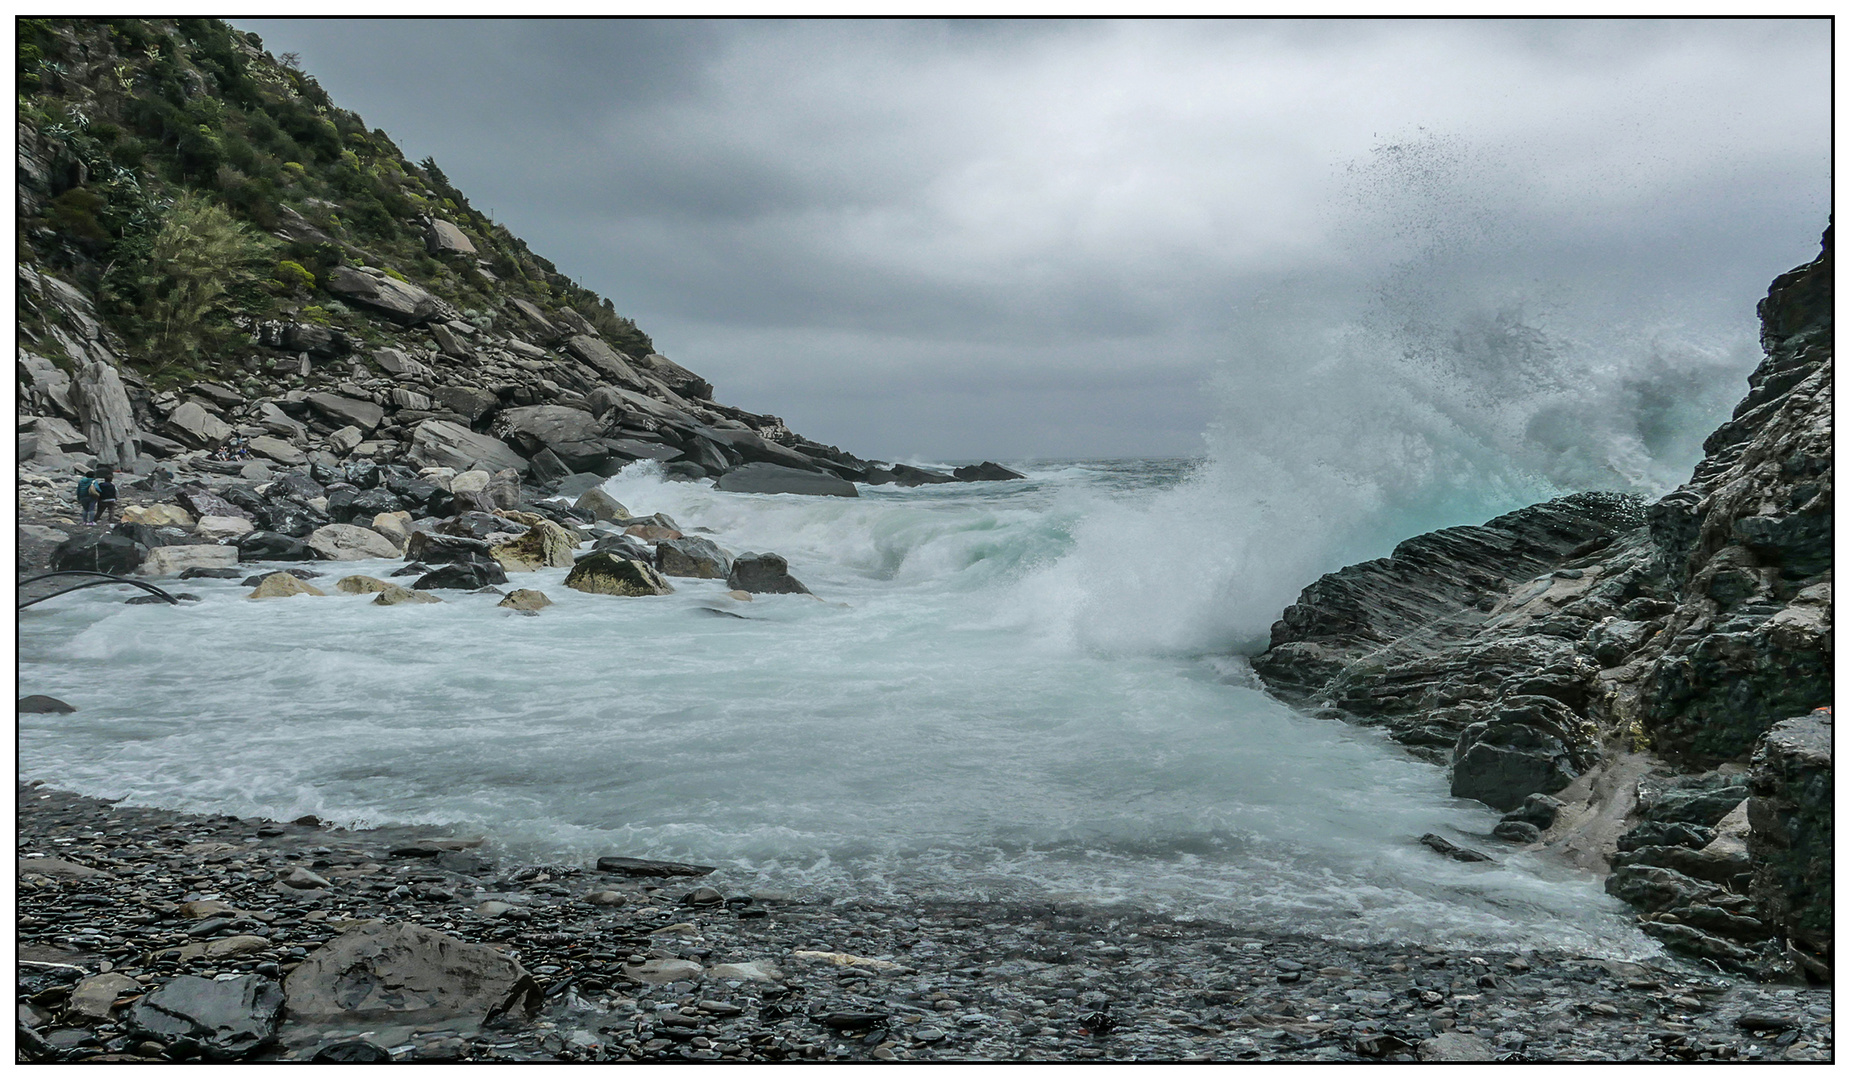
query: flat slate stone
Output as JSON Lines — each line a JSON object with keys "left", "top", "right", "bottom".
{"left": 595, "top": 856, "right": 716, "bottom": 878}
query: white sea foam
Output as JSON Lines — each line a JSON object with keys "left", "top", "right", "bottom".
{"left": 24, "top": 464, "right": 1660, "bottom": 955}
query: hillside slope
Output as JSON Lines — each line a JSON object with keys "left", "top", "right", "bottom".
{"left": 16, "top": 17, "right": 908, "bottom": 487}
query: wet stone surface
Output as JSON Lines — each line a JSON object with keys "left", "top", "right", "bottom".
{"left": 16, "top": 784, "right": 1833, "bottom": 1063}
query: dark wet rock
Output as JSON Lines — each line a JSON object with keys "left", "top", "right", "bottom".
{"left": 714, "top": 462, "right": 858, "bottom": 498}
{"left": 656, "top": 536, "right": 732, "bottom": 579}
{"left": 391, "top": 561, "right": 433, "bottom": 578}
{"left": 1746, "top": 711, "right": 1832, "bottom": 976}
{"left": 18, "top": 695, "right": 75, "bottom": 714}
{"left": 1639, "top": 776, "right": 1750, "bottom": 827}
{"left": 587, "top": 534, "right": 655, "bottom": 563}
{"left": 1616, "top": 820, "right": 1716, "bottom": 852}
{"left": 405, "top": 531, "right": 494, "bottom": 564}
{"left": 595, "top": 856, "right": 716, "bottom": 877}
{"left": 311, "top": 1039, "right": 394, "bottom": 1063}
{"left": 283, "top": 922, "right": 541, "bottom": 1025}
{"left": 890, "top": 463, "right": 959, "bottom": 486}
{"left": 127, "top": 974, "right": 282, "bottom": 1060}
{"left": 415, "top": 561, "right": 509, "bottom": 591}
{"left": 49, "top": 532, "right": 147, "bottom": 575}
{"left": 952, "top": 461, "right": 1026, "bottom": 482}
{"left": 1419, "top": 834, "right": 1493, "bottom": 862}
{"left": 253, "top": 498, "right": 329, "bottom": 538}
{"left": 237, "top": 531, "right": 317, "bottom": 562}
{"left": 727, "top": 552, "right": 810, "bottom": 595}
{"left": 1491, "top": 820, "right": 1541, "bottom": 844}
{"left": 179, "top": 566, "right": 245, "bottom": 580}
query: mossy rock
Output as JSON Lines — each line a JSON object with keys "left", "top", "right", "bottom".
{"left": 564, "top": 553, "right": 673, "bottom": 597}
{"left": 373, "top": 584, "right": 442, "bottom": 605}
{"left": 498, "top": 588, "right": 552, "bottom": 612}
{"left": 335, "top": 574, "right": 391, "bottom": 594}
{"left": 248, "top": 573, "right": 326, "bottom": 599}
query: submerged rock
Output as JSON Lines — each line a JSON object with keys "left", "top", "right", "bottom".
{"left": 727, "top": 552, "right": 810, "bottom": 595}
{"left": 248, "top": 572, "right": 326, "bottom": 599}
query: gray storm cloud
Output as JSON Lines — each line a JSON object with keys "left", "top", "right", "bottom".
{"left": 235, "top": 18, "right": 1828, "bottom": 462}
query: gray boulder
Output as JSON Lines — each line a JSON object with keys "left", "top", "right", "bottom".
{"left": 128, "top": 974, "right": 282, "bottom": 1060}
{"left": 426, "top": 219, "right": 477, "bottom": 255}
{"left": 494, "top": 405, "right": 605, "bottom": 456}
{"left": 50, "top": 531, "right": 146, "bottom": 575}
{"left": 165, "top": 401, "right": 233, "bottom": 449}
{"left": 574, "top": 488, "right": 629, "bottom": 523}
{"left": 407, "top": 420, "right": 528, "bottom": 475}
{"left": 432, "top": 386, "right": 499, "bottom": 423}
{"left": 283, "top": 922, "right": 540, "bottom": 1025}
{"left": 952, "top": 461, "right": 1027, "bottom": 482}
{"left": 656, "top": 536, "right": 732, "bottom": 579}
{"left": 305, "top": 392, "right": 385, "bottom": 436}
{"left": 727, "top": 551, "right": 810, "bottom": 595}
{"left": 1747, "top": 710, "right": 1833, "bottom": 976}
{"left": 714, "top": 462, "right": 858, "bottom": 498}
{"left": 324, "top": 266, "right": 446, "bottom": 326}
{"left": 637, "top": 353, "right": 713, "bottom": 399}
{"left": 72, "top": 360, "right": 139, "bottom": 467}
{"left": 564, "top": 335, "right": 643, "bottom": 386}
{"left": 1451, "top": 708, "right": 1582, "bottom": 811}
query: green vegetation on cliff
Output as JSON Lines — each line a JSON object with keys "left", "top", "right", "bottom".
{"left": 17, "top": 17, "right": 654, "bottom": 384}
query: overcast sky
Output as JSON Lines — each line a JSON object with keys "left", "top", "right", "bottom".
{"left": 234, "top": 18, "right": 1830, "bottom": 463}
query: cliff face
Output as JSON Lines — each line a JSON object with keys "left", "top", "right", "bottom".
{"left": 15, "top": 18, "right": 882, "bottom": 489}
{"left": 1251, "top": 229, "right": 1833, "bottom": 980}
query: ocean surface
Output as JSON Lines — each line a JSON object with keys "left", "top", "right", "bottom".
{"left": 19, "top": 459, "right": 1663, "bottom": 958}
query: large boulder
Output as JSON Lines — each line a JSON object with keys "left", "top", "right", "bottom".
{"left": 164, "top": 401, "right": 233, "bottom": 449}
{"left": 637, "top": 353, "right": 713, "bottom": 400}
{"left": 493, "top": 405, "right": 605, "bottom": 455}
{"left": 50, "top": 532, "right": 147, "bottom": 575}
{"left": 405, "top": 531, "right": 494, "bottom": 564}
{"left": 407, "top": 420, "right": 528, "bottom": 476}
{"left": 283, "top": 922, "right": 540, "bottom": 1025}
{"left": 1449, "top": 697, "right": 1591, "bottom": 811}
{"left": 71, "top": 360, "right": 140, "bottom": 467}
{"left": 253, "top": 499, "right": 329, "bottom": 538}
{"left": 656, "top": 536, "right": 732, "bottom": 579}
{"left": 127, "top": 974, "right": 282, "bottom": 1061}
{"left": 119, "top": 503, "right": 195, "bottom": 528}
{"left": 139, "top": 545, "right": 238, "bottom": 578}
{"left": 174, "top": 485, "right": 243, "bottom": 520}
{"left": 197, "top": 516, "right": 256, "bottom": 543}
{"left": 727, "top": 552, "right": 811, "bottom": 595}
{"left": 564, "top": 552, "right": 674, "bottom": 596}
{"left": 432, "top": 386, "right": 499, "bottom": 423}
{"left": 489, "top": 514, "right": 577, "bottom": 571}
{"left": 714, "top": 462, "right": 858, "bottom": 498}
{"left": 236, "top": 531, "right": 317, "bottom": 562}
{"left": 564, "top": 335, "right": 643, "bottom": 386}
{"left": 324, "top": 266, "right": 446, "bottom": 326}
{"left": 426, "top": 218, "right": 477, "bottom": 255}
{"left": 953, "top": 461, "right": 1027, "bottom": 482}
{"left": 248, "top": 435, "right": 306, "bottom": 465}
{"left": 305, "top": 392, "right": 385, "bottom": 436}
{"left": 1747, "top": 710, "right": 1833, "bottom": 977}
{"left": 307, "top": 524, "right": 400, "bottom": 562}
{"left": 248, "top": 572, "right": 326, "bottom": 599}
{"left": 574, "top": 488, "right": 629, "bottom": 523}
{"left": 891, "top": 463, "right": 959, "bottom": 486}
{"left": 414, "top": 560, "right": 509, "bottom": 590}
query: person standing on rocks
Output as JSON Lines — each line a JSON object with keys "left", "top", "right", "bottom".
{"left": 75, "top": 470, "right": 101, "bottom": 524}
{"left": 91, "top": 467, "right": 119, "bottom": 525}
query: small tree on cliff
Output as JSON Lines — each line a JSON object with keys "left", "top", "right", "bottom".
{"left": 119, "top": 191, "right": 272, "bottom": 370}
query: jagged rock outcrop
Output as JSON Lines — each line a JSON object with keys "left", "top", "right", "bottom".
{"left": 1251, "top": 228, "right": 1834, "bottom": 977}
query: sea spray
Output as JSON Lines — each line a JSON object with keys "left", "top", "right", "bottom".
{"left": 1014, "top": 134, "right": 1759, "bottom": 659}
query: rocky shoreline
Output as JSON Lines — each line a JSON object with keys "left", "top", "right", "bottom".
{"left": 16, "top": 784, "right": 1832, "bottom": 1064}
{"left": 1250, "top": 229, "right": 1834, "bottom": 982}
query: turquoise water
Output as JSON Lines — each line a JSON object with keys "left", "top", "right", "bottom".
{"left": 19, "top": 460, "right": 1659, "bottom": 955}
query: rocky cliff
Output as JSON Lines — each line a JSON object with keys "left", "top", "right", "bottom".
{"left": 16, "top": 18, "right": 991, "bottom": 494}
{"left": 1251, "top": 229, "right": 1833, "bottom": 981}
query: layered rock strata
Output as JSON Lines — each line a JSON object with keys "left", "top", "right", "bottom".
{"left": 1250, "top": 230, "right": 1833, "bottom": 979}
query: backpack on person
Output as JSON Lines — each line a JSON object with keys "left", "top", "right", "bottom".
{"left": 76, "top": 476, "right": 96, "bottom": 501}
